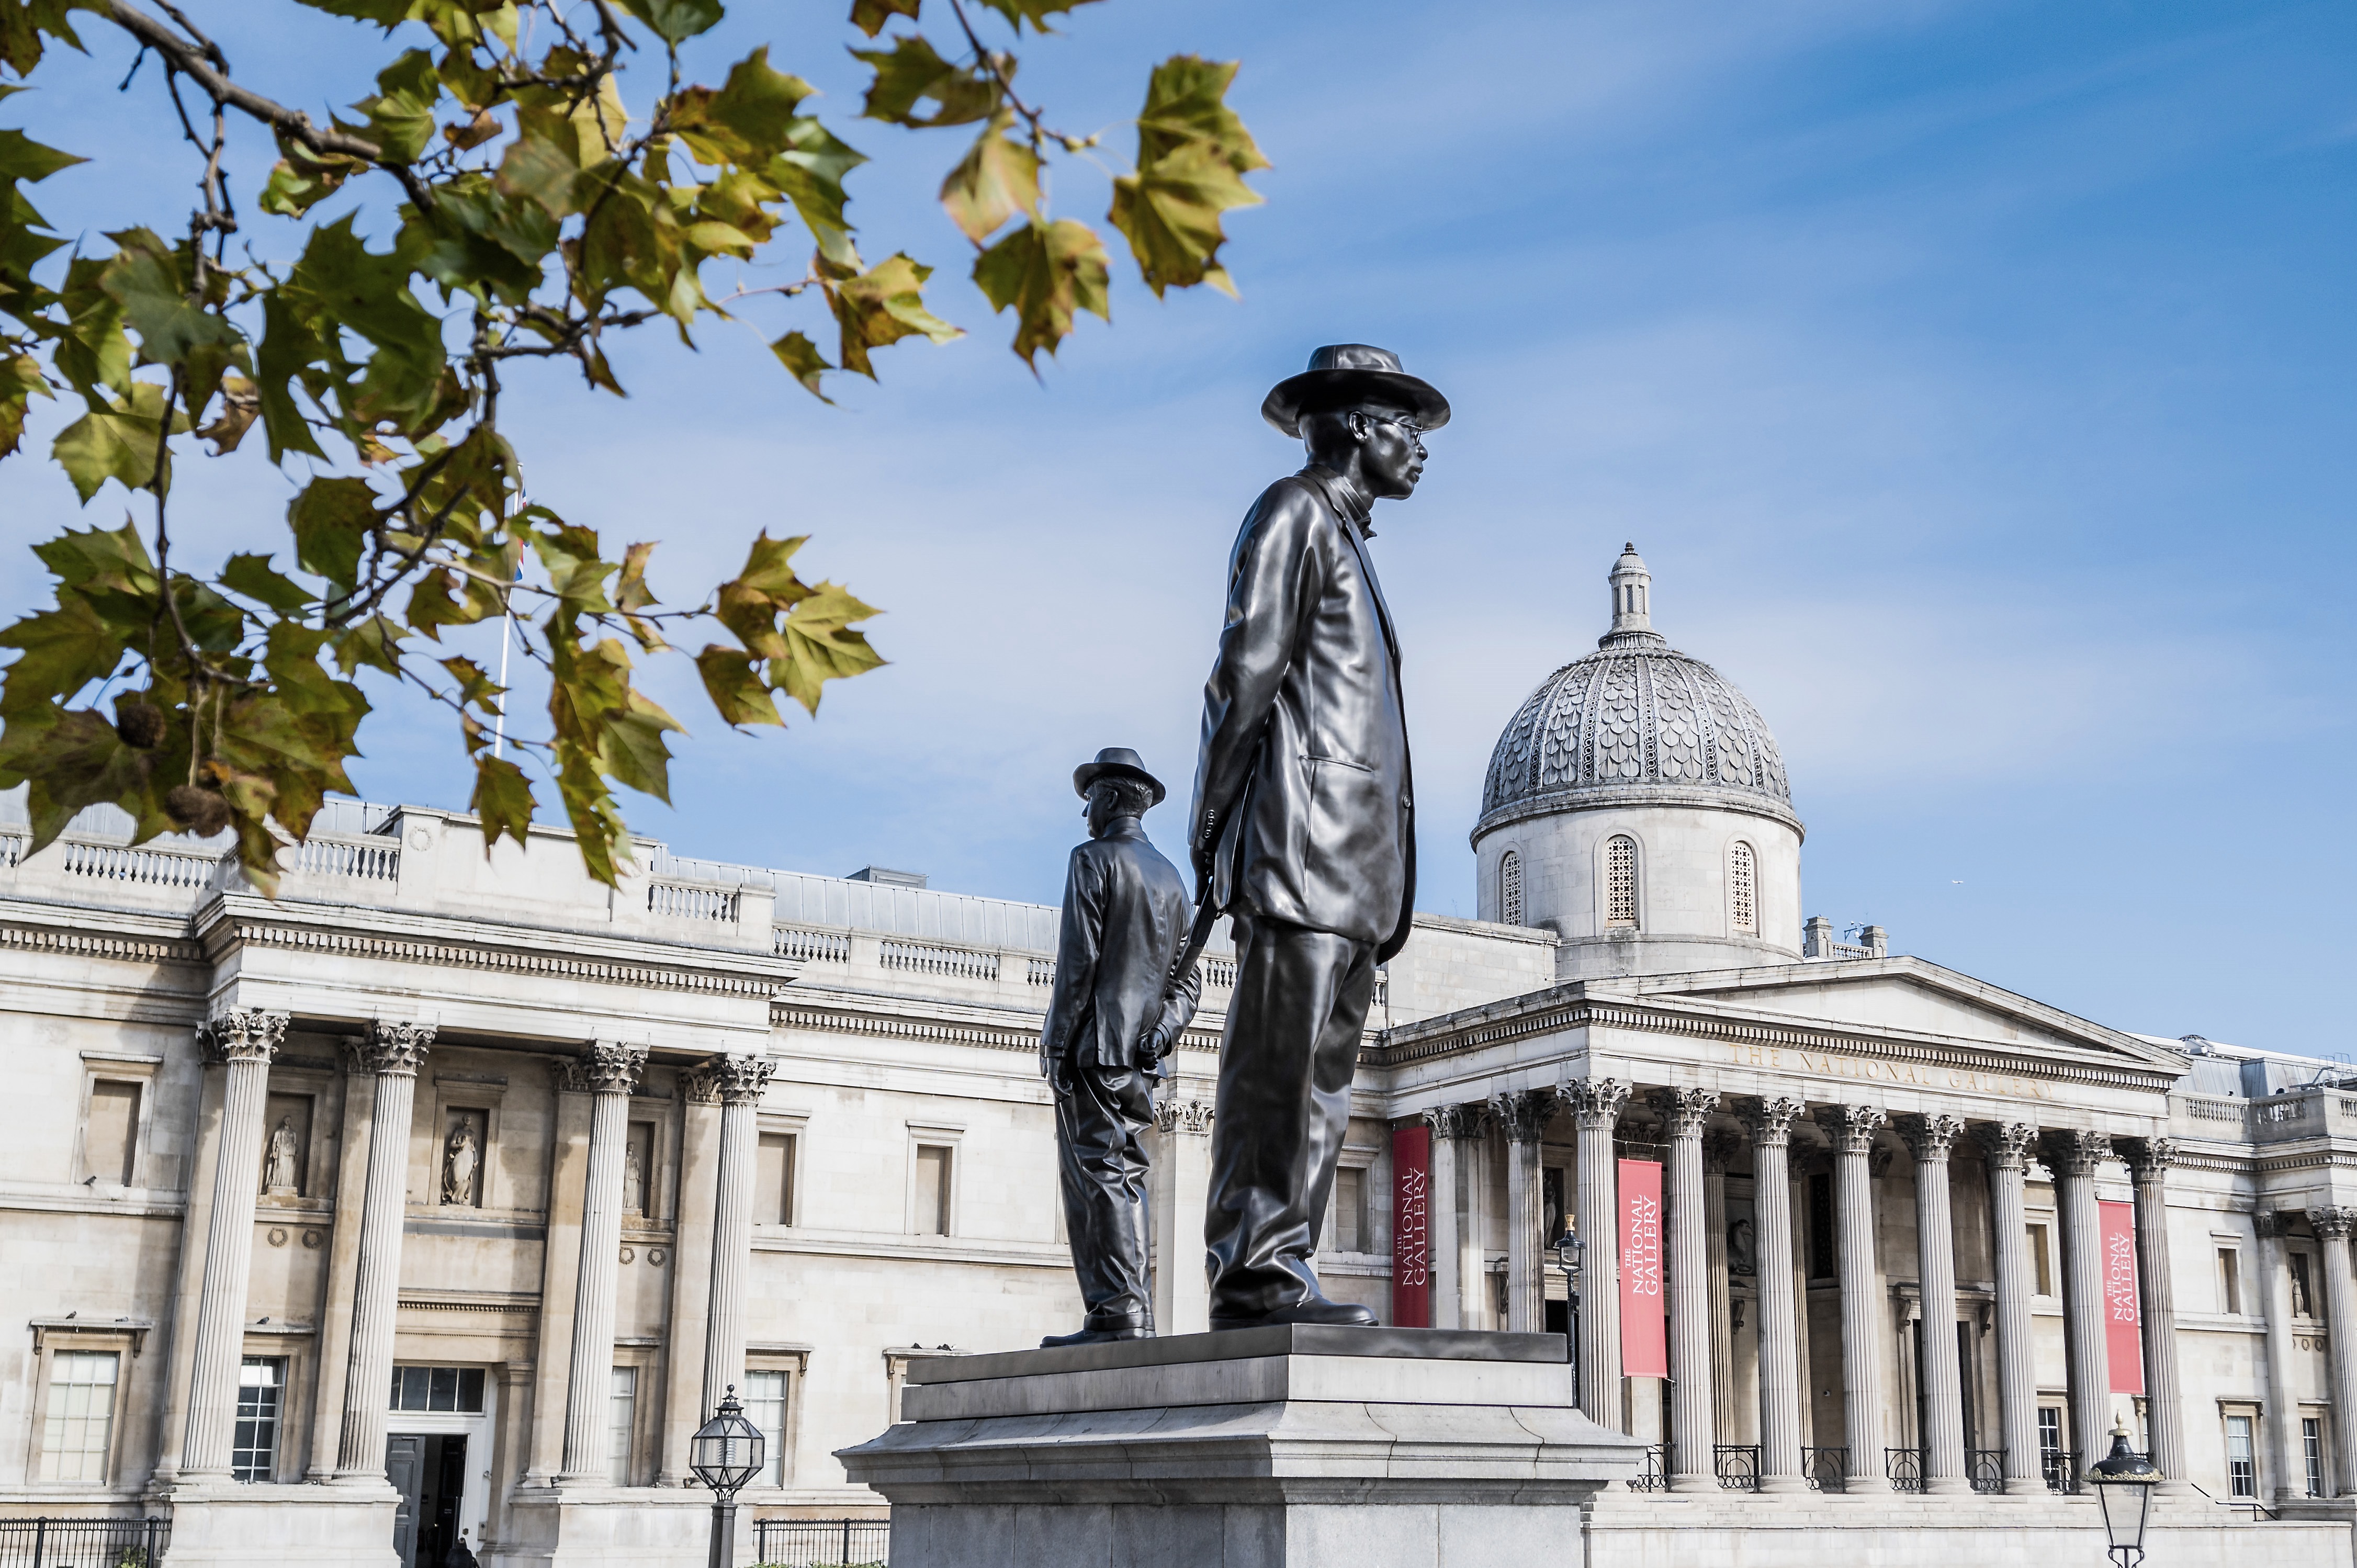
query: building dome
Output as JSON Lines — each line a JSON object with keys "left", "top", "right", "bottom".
{"left": 1477, "top": 544, "right": 1796, "bottom": 839}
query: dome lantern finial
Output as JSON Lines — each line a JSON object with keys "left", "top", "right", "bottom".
{"left": 1603, "top": 543, "right": 1664, "bottom": 648}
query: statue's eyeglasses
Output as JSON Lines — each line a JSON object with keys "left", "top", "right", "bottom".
{"left": 1358, "top": 412, "right": 1424, "bottom": 435}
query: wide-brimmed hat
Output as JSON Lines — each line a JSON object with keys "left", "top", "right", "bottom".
{"left": 1073, "top": 747, "right": 1166, "bottom": 805}
{"left": 1260, "top": 344, "right": 1451, "bottom": 438}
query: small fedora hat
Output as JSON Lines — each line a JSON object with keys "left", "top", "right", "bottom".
{"left": 1073, "top": 747, "right": 1167, "bottom": 806}
{"left": 1260, "top": 344, "right": 1451, "bottom": 438}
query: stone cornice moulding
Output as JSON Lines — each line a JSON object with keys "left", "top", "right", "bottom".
{"left": 1471, "top": 783, "right": 1806, "bottom": 844}
{"left": 0, "top": 911, "right": 206, "bottom": 968}
{"left": 773, "top": 999, "right": 1227, "bottom": 1061}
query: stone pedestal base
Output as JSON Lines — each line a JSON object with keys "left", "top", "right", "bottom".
{"left": 836, "top": 1325, "right": 1644, "bottom": 1568}
{"left": 488, "top": 1486, "right": 726, "bottom": 1568}
{"left": 162, "top": 1481, "right": 399, "bottom": 1566}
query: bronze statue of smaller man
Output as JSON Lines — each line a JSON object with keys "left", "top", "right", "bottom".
{"left": 1038, "top": 748, "right": 1203, "bottom": 1347}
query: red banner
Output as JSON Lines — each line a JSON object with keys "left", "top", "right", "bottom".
{"left": 1619, "top": 1158, "right": 1667, "bottom": 1378}
{"left": 2100, "top": 1199, "right": 2144, "bottom": 1394}
{"left": 1391, "top": 1124, "right": 1431, "bottom": 1328}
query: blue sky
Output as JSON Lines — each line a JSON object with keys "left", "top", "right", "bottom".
{"left": 3, "top": 2, "right": 2351, "bottom": 1052}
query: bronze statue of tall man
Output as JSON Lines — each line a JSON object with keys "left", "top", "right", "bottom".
{"left": 1189, "top": 345, "right": 1446, "bottom": 1329}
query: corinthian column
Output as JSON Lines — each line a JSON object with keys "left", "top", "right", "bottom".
{"left": 2308, "top": 1206, "right": 2357, "bottom": 1496}
{"left": 560, "top": 1042, "right": 646, "bottom": 1482}
{"left": 179, "top": 1009, "right": 288, "bottom": 1479}
{"left": 1149, "top": 1097, "right": 1216, "bottom": 1335}
{"left": 1492, "top": 1090, "right": 1555, "bottom": 1334}
{"left": 1656, "top": 1087, "right": 1718, "bottom": 1490}
{"left": 1420, "top": 1107, "right": 1463, "bottom": 1330}
{"left": 700, "top": 1054, "right": 774, "bottom": 1415}
{"left": 1900, "top": 1114, "right": 1969, "bottom": 1494}
{"left": 1979, "top": 1122, "right": 2043, "bottom": 1493}
{"left": 336, "top": 1021, "right": 434, "bottom": 1479}
{"left": 1819, "top": 1104, "right": 1889, "bottom": 1492}
{"left": 2123, "top": 1140, "right": 2189, "bottom": 1492}
{"left": 2046, "top": 1129, "right": 2115, "bottom": 1475}
{"left": 1571, "top": 1079, "right": 1632, "bottom": 1428}
{"left": 1745, "top": 1097, "right": 1807, "bottom": 1493}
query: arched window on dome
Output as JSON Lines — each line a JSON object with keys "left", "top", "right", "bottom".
{"left": 1499, "top": 851, "right": 1523, "bottom": 927}
{"left": 1729, "top": 841, "right": 1757, "bottom": 937}
{"left": 1605, "top": 836, "right": 1638, "bottom": 929}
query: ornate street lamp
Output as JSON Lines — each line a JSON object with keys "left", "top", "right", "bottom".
{"left": 1555, "top": 1231, "right": 1585, "bottom": 1380}
{"left": 2085, "top": 1417, "right": 2160, "bottom": 1568}
{"left": 690, "top": 1386, "right": 765, "bottom": 1568}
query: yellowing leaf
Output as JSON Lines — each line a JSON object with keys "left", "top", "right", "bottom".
{"left": 973, "top": 0, "right": 1101, "bottom": 32}
{"left": 1110, "top": 56, "right": 1267, "bottom": 297}
{"left": 821, "top": 252, "right": 961, "bottom": 378}
{"left": 852, "top": 34, "right": 999, "bottom": 128}
{"left": 696, "top": 644, "right": 784, "bottom": 727}
{"left": 769, "top": 330, "right": 833, "bottom": 400}
{"left": 849, "top": 0, "right": 921, "bottom": 37}
{"left": 619, "top": 0, "right": 723, "bottom": 44}
{"left": 288, "top": 476, "right": 379, "bottom": 595}
{"left": 470, "top": 753, "right": 536, "bottom": 851}
{"left": 939, "top": 115, "right": 1040, "bottom": 245}
{"left": 52, "top": 383, "right": 182, "bottom": 503}
{"left": 974, "top": 218, "right": 1109, "bottom": 368}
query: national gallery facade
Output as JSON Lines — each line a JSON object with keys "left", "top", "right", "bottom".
{"left": 2, "top": 549, "right": 2350, "bottom": 1565}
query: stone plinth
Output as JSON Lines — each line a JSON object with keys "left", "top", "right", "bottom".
{"left": 836, "top": 1326, "right": 1644, "bottom": 1568}
{"left": 161, "top": 1482, "right": 399, "bottom": 1566}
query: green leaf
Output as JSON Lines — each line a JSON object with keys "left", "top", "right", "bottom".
{"left": 972, "top": 0, "right": 1101, "bottom": 33}
{"left": 849, "top": 0, "right": 921, "bottom": 37}
{"left": 851, "top": 35, "right": 999, "bottom": 128}
{"left": 974, "top": 218, "right": 1109, "bottom": 367}
{"left": 52, "top": 382, "right": 181, "bottom": 503}
{"left": 1133, "top": 54, "right": 1269, "bottom": 173}
{"left": 470, "top": 752, "right": 535, "bottom": 850}
{"left": 99, "top": 228, "right": 246, "bottom": 369}
{"left": 0, "top": 352, "right": 52, "bottom": 459}
{"left": 619, "top": 0, "right": 724, "bottom": 44}
{"left": 769, "top": 118, "right": 866, "bottom": 269}
{"left": 0, "top": 127, "right": 85, "bottom": 183}
{"left": 1109, "top": 55, "right": 1268, "bottom": 297}
{"left": 254, "top": 291, "right": 330, "bottom": 462}
{"left": 220, "top": 554, "right": 315, "bottom": 614}
{"left": 355, "top": 49, "right": 442, "bottom": 164}
{"left": 495, "top": 131, "right": 581, "bottom": 218}
{"left": 291, "top": 0, "right": 414, "bottom": 25}
{"left": 0, "top": 599, "right": 123, "bottom": 717}
{"left": 734, "top": 531, "right": 810, "bottom": 599}
{"left": 772, "top": 581, "right": 886, "bottom": 715}
{"left": 0, "top": 0, "right": 86, "bottom": 77}
{"left": 939, "top": 114, "right": 1039, "bottom": 245}
{"left": 597, "top": 690, "right": 687, "bottom": 802}
{"left": 288, "top": 476, "right": 379, "bottom": 595}
{"left": 769, "top": 330, "right": 833, "bottom": 401}
{"left": 822, "top": 251, "right": 961, "bottom": 378}
{"left": 31, "top": 518, "right": 157, "bottom": 603}
{"left": 704, "top": 47, "right": 815, "bottom": 160}
{"left": 259, "top": 139, "right": 366, "bottom": 218}
{"left": 695, "top": 644, "right": 784, "bottom": 727}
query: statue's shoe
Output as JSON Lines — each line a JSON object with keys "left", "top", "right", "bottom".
{"left": 1039, "top": 1325, "right": 1153, "bottom": 1348}
{"left": 1210, "top": 1298, "right": 1379, "bottom": 1330}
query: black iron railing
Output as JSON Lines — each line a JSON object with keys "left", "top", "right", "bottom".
{"left": 1885, "top": 1446, "right": 1925, "bottom": 1493}
{"left": 0, "top": 1517, "right": 170, "bottom": 1568}
{"left": 1713, "top": 1444, "right": 1761, "bottom": 1491}
{"left": 1803, "top": 1446, "right": 1848, "bottom": 1493}
{"left": 2041, "top": 1448, "right": 2078, "bottom": 1495}
{"left": 1967, "top": 1448, "right": 2006, "bottom": 1495}
{"left": 752, "top": 1517, "right": 889, "bottom": 1567}
{"left": 1624, "top": 1443, "right": 1672, "bottom": 1493}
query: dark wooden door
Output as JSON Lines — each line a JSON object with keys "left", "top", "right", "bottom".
{"left": 424, "top": 1435, "right": 468, "bottom": 1566}
{"left": 386, "top": 1435, "right": 425, "bottom": 1567}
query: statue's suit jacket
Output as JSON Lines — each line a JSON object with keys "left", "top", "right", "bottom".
{"left": 1190, "top": 465, "right": 1416, "bottom": 964}
{"left": 1040, "top": 820, "right": 1198, "bottom": 1074}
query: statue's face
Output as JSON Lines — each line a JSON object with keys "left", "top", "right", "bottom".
{"left": 1348, "top": 403, "right": 1426, "bottom": 500}
{"left": 1084, "top": 782, "right": 1124, "bottom": 839}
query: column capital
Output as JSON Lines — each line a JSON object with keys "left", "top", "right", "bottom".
{"left": 1740, "top": 1095, "right": 1808, "bottom": 1148}
{"left": 558, "top": 1042, "right": 646, "bottom": 1096}
{"left": 1650, "top": 1086, "right": 1719, "bottom": 1141}
{"left": 2307, "top": 1206, "right": 2357, "bottom": 1240}
{"left": 1702, "top": 1131, "right": 1743, "bottom": 1173}
{"left": 2121, "top": 1137, "right": 2176, "bottom": 1181}
{"left": 1158, "top": 1098, "right": 1214, "bottom": 1136}
{"left": 2041, "top": 1128, "right": 2113, "bottom": 1178}
{"left": 1488, "top": 1088, "right": 1557, "bottom": 1145}
{"left": 1976, "top": 1120, "right": 2040, "bottom": 1170}
{"left": 200, "top": 1008, "right": 287, "bottom": 1065}
{"left": 1566, "top": 1077, "right": 1632, "bottom": 1131}
{"left": 345, "top": 1020, "right": 433, "bottom": 1077}
{"left": 683, "top": 1053, "right": 774, "bottom": 1106}
{"left": 1420, "top": 1102, "right": 1480, "bottom": 1141}
{"left": 1898, "top": 1112, "right": 1966, "bottom": 1164}
{"left": 2253, "top": 1212, "right": 2293, "bottom": 1240}
{"left": 1815, "top": 1103, "right": 1887, "bottom": 1156}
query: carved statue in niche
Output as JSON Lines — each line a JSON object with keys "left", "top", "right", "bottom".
{"left": 263, "top": 1115, "right": 301, "bottom": 1194}
{"left": 442, "top": 1118, "right": 481, "bottom": 1206}
{"left": 622, "top": 1138, "right": 644, "bottom": 1215}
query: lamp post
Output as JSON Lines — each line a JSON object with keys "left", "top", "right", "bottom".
{"left": 1555, "top": 1231, "right": 1585, "bottom": 1381}
{"left": 2086, "top": 1417, "right": 2160, "bottom": 1568}
{"left": 689, "top": 1386, "right": 765, "bottom": 1568}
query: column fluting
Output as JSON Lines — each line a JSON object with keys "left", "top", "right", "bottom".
{"left": 2124, "top": 1140, "right": 2188, "bottom": 1491}
{"left": 1422, "top": 1107, "right": 1464, "bottom": 1330}
{"left": 1658, "top": 1087, "right": 1718, "bottom": 1490}
{"left": 2308, "top": 1206, "right": 2357, "bottom": 1496}
{"left": 1821, "top": 1103, "right": 1889, "bottom": 1492}
{"left": 1979, "top": 1122, "right": 2043, "bottom": 1493}
{"left": 1745, "top": 1098, "right": 1807, "bottom": 1493}
{"left": 179, "top": 1010, "right": 288, "bottom": 1479}
{"left": 336, "top": 1021, "right": 434, "bottom": 1479}
{"left": 1900, "top": 1114, "right": 1969, "bottom": 1494}
{"left": 560, "top": 1042, "right": 647, "bottom": 1482}
{"left": 1492, "top": 1090, "right": 1554, "bottom": 1334}
{"left": 2252, "top": 1215, "right": 2302, "bottom": 1505}
{"left": 2046, "top": 1129, "right": 2116, "bottom": 1475}
{"left": 700, "top": 1054, "right": 775, "bottom": 1416}
{"left": 1572, "top": 1079, "right": 1632, "bottom": 1429}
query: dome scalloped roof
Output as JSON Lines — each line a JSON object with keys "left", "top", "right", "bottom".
{"left": 1477, "top": 546, "right": 1794, "bottom": 834}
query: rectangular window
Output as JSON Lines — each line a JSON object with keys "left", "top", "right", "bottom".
{"left": 2292, "top": 1251, "right": 2317, "bottom": 1317}
{"left": 2306, "top": 1417, "right": 2326, "bottom": 1499}
{"left": 743, "top": 1369, "right": 790, "bottom": 1488}
{"left": 2219, "top": 1248, "right": 2242, "bottom": 1315}
{"left": 82, "top": 1080, "right": 141, "bottom": 1186}
{"left": 2037, "top": 1406, "right": 2065, "bottom": 1491}
{"left": 39, "top": 1351, "right": 120, "bottom": 1482}
{"left": 390, "top": 1365, "right": 486, "bottom": 1413}
{"left": 1332, "top": 1166, "right": 1367, "bottom": 1253}
{"left": 608, "top": 1366, "right": 637, "bottom": 1486}
{"left": 1807, "top": 1172, "right": 1835, "bottom": 1279}
{"left": 756, "top": 1132, "right": 796, "bottom": 1226}
{"left": 232, "top": 1357, "right": 284, "bottom": 1482}
{"left": 2227, "top": 1414, "right": 2257, "bottom": 1499}
{"left": 2028, "top": 1224, "right": 2053, "bottom": 1297}
{"left": 914, "top": 1144, "right": 952, "bottom": 1236}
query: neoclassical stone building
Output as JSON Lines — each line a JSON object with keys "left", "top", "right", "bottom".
{"left": 3, "top": 548, "right": 2352, "bottom": 1565}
